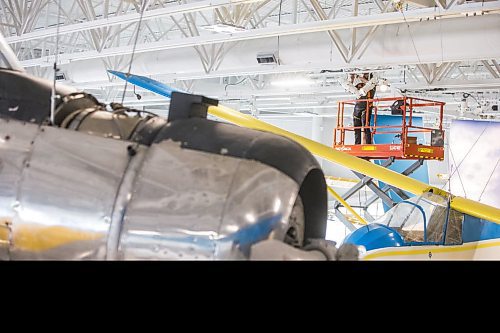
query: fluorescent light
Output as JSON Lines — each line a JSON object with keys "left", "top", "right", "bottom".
{"left": 271, "top": 78, "right": 313, "bottom": 87}
{"left": 201, "top": 23, "right": 246, "bottom": 34}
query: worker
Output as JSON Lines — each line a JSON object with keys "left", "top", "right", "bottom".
{"left": 353, "top": 73, "right": 376, "bottom": 144}
{"left": 339, "top": 73, "right": 379, "bottom": 144}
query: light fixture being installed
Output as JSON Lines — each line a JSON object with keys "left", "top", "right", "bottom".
{"left": 378, "top": 78, "right": 390, "bottom": 92}
{"left": 201, "top": 23, "right": 246, "bottom": 34}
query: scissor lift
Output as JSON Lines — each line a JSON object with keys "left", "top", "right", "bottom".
{"left": 331, "top": 96, "right": 446, "bottom": 229}
{"left": 334, "top": 96, "right": 445, "bottom": 160}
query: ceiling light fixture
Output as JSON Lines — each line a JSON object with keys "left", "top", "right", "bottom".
{"left": 201, "top": 23, "right": 246, "bottom": 34}
{"left": 379, "top": 83, "right": 389, "bottom": 92}
{"left": 270, "top": 78, "right": 313, "bottom": 87}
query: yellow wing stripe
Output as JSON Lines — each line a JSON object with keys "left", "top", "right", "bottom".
{"left": 12, "top": 224, "right": 104, "bottom": 252}
{"left": 327, "top": 186, "right": 367, "bottom": 225}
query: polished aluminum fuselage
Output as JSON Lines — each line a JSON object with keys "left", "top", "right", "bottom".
{"left": 0, "top": 118, "right": 299, "bottom": 259}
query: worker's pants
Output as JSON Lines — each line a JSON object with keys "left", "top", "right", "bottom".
{"left": 353, "top": 111, "right": 372, "bottom": 145}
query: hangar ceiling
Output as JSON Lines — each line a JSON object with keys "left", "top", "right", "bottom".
{"left": 1, "top": 0, "right": 499, "bottom": 122}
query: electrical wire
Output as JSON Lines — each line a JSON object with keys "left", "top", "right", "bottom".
{"left": 120, "top": 0, "right": 148, "bottom": 105}
{"left": 448, "top": 148, "right": 468, "bottom": 198}
{"left": 440, "top": 124, "right": 489, "bottom": 194}
{"left": 277, "top": 0, "right": 283, "bottom": 65}
{"left": 400, "top": 6, "right": 424, "bottom": 72}
{"left": 126, "top": 109, "right": 160, "bottom": 118}
{"left": 224, "top": 77, "right": 248, "bottom": 93}
{"left": 463, "top": 92, "right": 480, "bottom": 105}
{"left": 50, "top": 1, "right": 62, "bottom": 125}
{"left": 438, "top": 6, "right": 444, "bottom": 64}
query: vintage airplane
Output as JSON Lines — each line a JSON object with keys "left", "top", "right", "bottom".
{"left": 0, "top": 32, "right": 358, "bottom": 260}
{"left": 343, "top": 191, "right": 500, "bottom": 260}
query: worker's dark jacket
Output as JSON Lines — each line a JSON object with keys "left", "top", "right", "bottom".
{"left": 353, "top": 87, "right": 376, "bottom": 119}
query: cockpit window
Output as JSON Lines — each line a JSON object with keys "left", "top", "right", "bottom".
{"left": 376, "top": 192, "right": 462, "bottom": 245}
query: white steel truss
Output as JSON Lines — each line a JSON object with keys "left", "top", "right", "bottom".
{"left": 0, "top": 0, "right": 499, "bottom": 117}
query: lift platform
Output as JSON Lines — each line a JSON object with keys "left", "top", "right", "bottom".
{"left": 330, "top": 96, "right": 446, "bottom": 228}
{"left": 333, "top": 96, "right": 446, "bottom": 160}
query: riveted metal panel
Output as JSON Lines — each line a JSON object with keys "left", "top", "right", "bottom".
{"left": 119, "top": 140, "right": 299, "bottom": 260}
{"left": 0, "top": 119, "right": 40, "bottom": 259}
{"left": 10, "top": 126, "right": 132, "bottom": 259}
{"left": 118, "top": 141, "right": 233, "bottom": 259}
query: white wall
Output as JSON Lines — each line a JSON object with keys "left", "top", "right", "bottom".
{"left": 449, "top": 120, "right": 500, "bottom": 208}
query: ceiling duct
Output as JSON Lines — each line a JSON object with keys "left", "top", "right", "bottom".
{"left": 256, "top": 53, "right": 277, "bottom": 64}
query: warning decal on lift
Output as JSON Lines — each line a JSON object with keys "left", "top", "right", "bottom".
{"left": 418, "top": 147, "right": 433, "bottom": 154}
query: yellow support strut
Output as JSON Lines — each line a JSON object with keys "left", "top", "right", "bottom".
{"left": 208, "top": 104, "right": 500, "bottom": 224}
{"left": 327, "top": 186, "right": 368, "bottom": 225}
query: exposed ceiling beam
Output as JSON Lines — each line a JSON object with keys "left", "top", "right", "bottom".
{"left": 482, "top": 60, "right": 500, "bottom": 78}
{"left": 309, "top": 0, "right": 349, "bottom": 63}
{"left": 393, "top": 78, "right": 500, "bottom": 90}
{"left": 433, "top": 0, "right": 446, "bottom": 9}
{"left": 5, "top": 0, "right": 264, "bottom": 44}
{"left": 492, "top": 59, "right": 500, "bottom": 74}
{"left": 406, "top": 0, "right": 438, "bottom": 7}
{"left": 19, "top": 1, "right": 500, "bottom": 68}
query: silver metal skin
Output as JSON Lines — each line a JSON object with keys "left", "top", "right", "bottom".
{"left": 0, "top": 120, "right": 40, "bottom": 259}
{"left": 117, "top": 140, "right": 299, "bottom": 260}
{"left": 9, "top": 123, "right": 132, "bottom": 259}
{"left": 0, "top": 119, "right": 303, "bottom": 260}
{"left": 106, "top": 146, "right": 148, "bottom": 260}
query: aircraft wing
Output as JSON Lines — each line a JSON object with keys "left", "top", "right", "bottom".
{"left": 108, "top": 70, "right": 179, "bottom": 98}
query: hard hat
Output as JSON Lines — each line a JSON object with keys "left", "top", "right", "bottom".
{"left": 353, "top": 77, "right": 364, "bottom": 87}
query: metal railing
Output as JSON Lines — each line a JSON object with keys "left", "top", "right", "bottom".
{"left": 334, "top": 96, "right": 445, "bottom": 147}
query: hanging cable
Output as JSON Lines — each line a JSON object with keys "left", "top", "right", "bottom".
{"left": 50, "top": 0, "right": 62, "bottom": 125}
{"left": 448, "top": 148, "right": 468, "bottom": 198}
{"left": 400, "top": 5, "right": 424, "bottom": 72}
{"left": 120, "top": 0, "right": 148, "bottom": 105}
{"left": 438, "top": 6, "right": 444, "bottom": 64}
{"left": 463, "top": 92, "right": 480, "bottom": 106}
{"left": 224, "top": 77, "right": 248, "bottom": 93}
{"left": 440, "top": 124, "right": 489, "bottom": 194}
{"left": 478, "top": 158, "right": 499, "bottom": 202}
{"left": 276, "top": 0, "right": 283, "bottom": 65}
